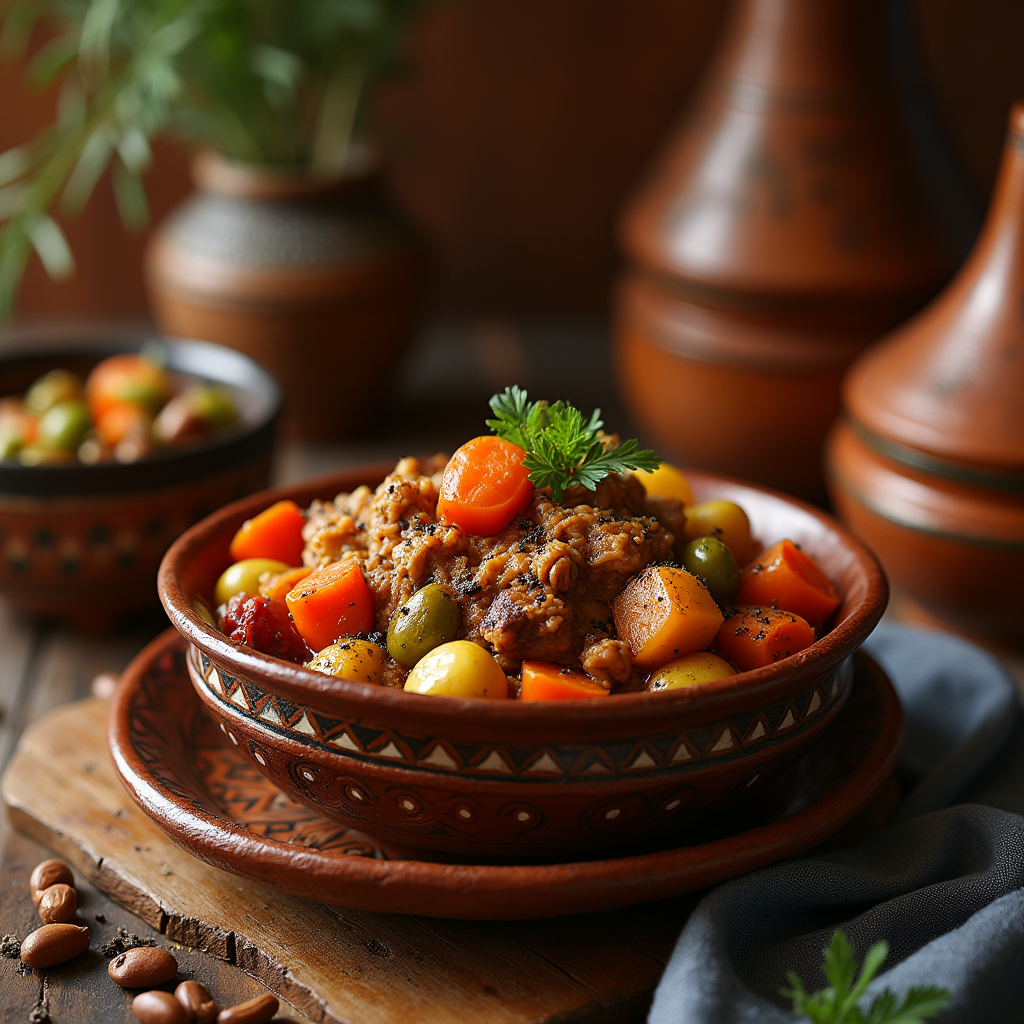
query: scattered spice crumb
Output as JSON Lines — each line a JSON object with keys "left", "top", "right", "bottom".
{"left": 0, "top": 934, "right": 21, "bottom": 959}
{"left": 28, "top": 1007, "right": 50, "bottom": 1023}
{"left": 99, "top": 926, "right": 156, "bottom": 957}
{"left": 16, "top": 962, "right": 32, "bottom": 977}
{"left": 94, "top": 913, "right": 106, "bottom": 923}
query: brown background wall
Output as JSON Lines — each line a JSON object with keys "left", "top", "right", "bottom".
{"left": 2, "top": 0, "right": 1022, "bottom": 321}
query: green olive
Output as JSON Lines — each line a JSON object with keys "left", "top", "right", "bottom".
{"left": 154, "top": 386, "right": 239, "bottom": 444}
{"left": 25, "top": 369, "right": 83, "bottom": 416}
{"left": 387, "top": 583, "right": 461, "bottom": 669}
{"left": 214, "top": 558, "right": 290, "bottom": 606}
{"left": 683, "top": 500, "right": 752, "bottom": 560}
{"left": 189, "top": 385, "right": 238, "bottom": 428}
{"left": 0, "top": 428, "right": 24, "bottom": 460}
{"left": 681, "top": 535, "right": 739, "bottom": 604}
{"left": 306, "top": 638, "right": 385, "bottom": 684}
{"left": 37, "top": 399, "right": 91, "bottom": 452}
{"left": 648, "top": 652, "right": 736, "bottom": 691}
{"left": 404, "top": 641, "right": 507, "bottom": 698}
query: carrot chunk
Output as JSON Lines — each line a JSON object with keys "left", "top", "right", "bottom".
{"left": 259, "top": 566, "right": 313, "bottom": 606}
{"left": 613, "top": 566, "right": 724, "bottom": 668}
{"left": 520, "top": 661, "right": 610, "bottom": 701}
{"left": 285, "top": 560, "right": 374, "bottom": 652}
{"left": 230, "top": 499, "right": 306, "bottom": 566}
{"left": 437, "top": 436, "right": 534, "bottom": 536}
{"left": 715, "top": 604, "right": 815, "bottom": 671}
{"left": 735, "top": 539, "right": 840, "bottom": 626}
{"left": 86, "top": 353, "right": 170, "bottom": 418}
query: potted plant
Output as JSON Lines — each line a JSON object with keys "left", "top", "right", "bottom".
{"left": 0, "top": 0, "right": 432, "bottom": 436}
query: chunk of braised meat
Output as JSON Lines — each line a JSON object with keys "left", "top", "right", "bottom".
{"left": 219, "top": 594, "right": 310, "bottom": 663}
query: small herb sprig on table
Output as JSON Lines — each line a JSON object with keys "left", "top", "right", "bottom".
{"left": 782, "top": 931, "right": 949, "bottom": 1024}
{"left": 486, "top": 386, "right": 660, "bottom": 501}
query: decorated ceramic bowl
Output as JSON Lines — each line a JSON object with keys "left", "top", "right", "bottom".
{"left": 158, "top": 467, "right": 887, "bottom": 858}
{"left": 0, "top": 327, "right": 279, "bottom": 626}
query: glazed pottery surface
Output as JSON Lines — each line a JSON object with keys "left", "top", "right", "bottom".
{"left": 614, "top": 0, "right": 974, "bottom": 501}
{"left": 109, "top": 630, "right": 902, "bottom": 919}
{"left": 158, "top": 466, "right": 887, "bottom": 858}
{"left": 145, "top": 147, "right": 429, "bottom": 439}
{"left": 830, "top": 103, "right": 1024, "bottom": 648}
{"left": 0, "top": 330, "right": 278, "bottom": 625}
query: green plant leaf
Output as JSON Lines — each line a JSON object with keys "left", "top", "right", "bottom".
{"left": 0, "top": 146, "right": 31, "bottom": 188}
{"left": 487, "top": 386, "right": 661, "bottom": 500}
{"left": 783, "top": 931, "right": 950, "bottom": 1024}
{"left": 28, "top": 214, "right": 74, "bottom": 278}
{"left": 111, "top": 161, "right": 148, "bottom": 229}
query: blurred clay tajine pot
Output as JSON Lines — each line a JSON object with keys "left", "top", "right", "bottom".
{"left": 828, "top": 102, "right": 1024, "bottom": 649}
{"left": 614, "top": 0, "right": 975, "bottom": 502}
{"left": 146, "top": 146, "right": 428, "bottom": 438}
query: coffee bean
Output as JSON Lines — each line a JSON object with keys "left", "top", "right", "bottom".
{"left": 133, "top": 990, "right": 189, "bottom": 1024}
{"left": 175, "top": 980, "right": 219, "bottom": 1022}
{"left": 216, "top": 993, "right": 278, "bottom": 1023}
{"left": 20, "top": 923, "right": 89, "bottom": 968}
{"left": 108, "top": 946, "right": 178, "bottom": 988}
{"left": 29, "top": 860, "right": 74, "bottom": 906}
{"left": 38, "top": 883, "right": 77, "bottom": 924}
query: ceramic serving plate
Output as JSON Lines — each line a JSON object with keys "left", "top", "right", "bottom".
{"left": 108, "top": 630, "right": 902, "bottom": 920}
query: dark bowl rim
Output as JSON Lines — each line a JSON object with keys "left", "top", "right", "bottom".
{"left": 0, "top": 329, "right": 280, "bottom": 496}
{"left": 158, "top": 464, "right": 889, "bottom": 730}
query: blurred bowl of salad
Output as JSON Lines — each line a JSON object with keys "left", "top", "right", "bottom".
{"left": 0, "top": 326, "right": 279, "bottom": 626}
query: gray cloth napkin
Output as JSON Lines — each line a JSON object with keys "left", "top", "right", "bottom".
{"left": 648, "top": 624, "right": 1024, "bottom": 1024}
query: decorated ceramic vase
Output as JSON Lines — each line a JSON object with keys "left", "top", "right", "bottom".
{"left": 614, "top": 0, "right": 976, "bottom": 501}
{"left": 145, "top": 147, "right": 429, "bottom": 439}
{"left": 828, "top": 102, "right": 1024, "bottom": 649}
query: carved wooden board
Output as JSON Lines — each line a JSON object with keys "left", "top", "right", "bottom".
{"left": 2, "top": 697, "right": 686, "bottom": 1024}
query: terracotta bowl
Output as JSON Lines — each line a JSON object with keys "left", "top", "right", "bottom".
{"left": 158, "top": 469, "right": 888, "bottom": 858}
{"left": 827, "top": 420, "right": 1024, "bottom": 648}
{"left": 0, "top": 328, "right": 279, "bottom": 626}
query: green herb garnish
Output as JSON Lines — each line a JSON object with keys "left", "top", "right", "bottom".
{"left": 781, "top": 931, "right": 949, "bottom": 1024}
{"left": 486, "top": 386, "right": 660, "bottom": 501}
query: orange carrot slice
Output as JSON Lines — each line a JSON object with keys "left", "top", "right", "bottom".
{"left": 715, "top": 604, "right": 815, "bottom": 671}
{"left": 613, "top": 566, "right": 724, "bottom": 668}
{"left": 86, "top": 354, "right": 169, "bottom": 418}
{"left": 259, "top": 566, "right": 313, "bottom": 606}
{"left": 230, "top": 499, "right": 306, "bottom": 566}
{"left": 735, "top": 539, "right": 840, "bottom": 626}
{"left": 520, "top": 661, "right": 610, "bottom": 700}
{"left": 285, "top": 560, "right": 374, "bottom": 652}
{"left": 437, "top": 436, "right": 533, "bottom": 536}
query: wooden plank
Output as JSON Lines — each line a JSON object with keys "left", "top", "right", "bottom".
{"left": 3, "top": 697, "right": 668, "bottom": 1024}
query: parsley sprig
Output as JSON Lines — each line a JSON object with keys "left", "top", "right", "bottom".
{"left": 486, "top": 386, "right": 660, "bottom": 501}
{"left": 782, "top": 931, "right": 949, "bottom": 1024}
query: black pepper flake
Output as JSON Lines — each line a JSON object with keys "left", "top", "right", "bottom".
{"left": 99, "top": 927, "right": 156, "bottom": 957}
{"left": 28, "top": 1007, "right": 50, "bottom": 1023}
{"left": 0, "top": 934, "right": 20, "bottom": 959}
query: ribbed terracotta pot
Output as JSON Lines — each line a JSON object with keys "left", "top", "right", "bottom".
{"left": 828, "top": 102, "right": 1024, "bottom": 649}
{"left": 614, "top": 0, "right": 975, "bottom": 501}
{"left": 145, "top": 147, "right": 429, "bottom": 438}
